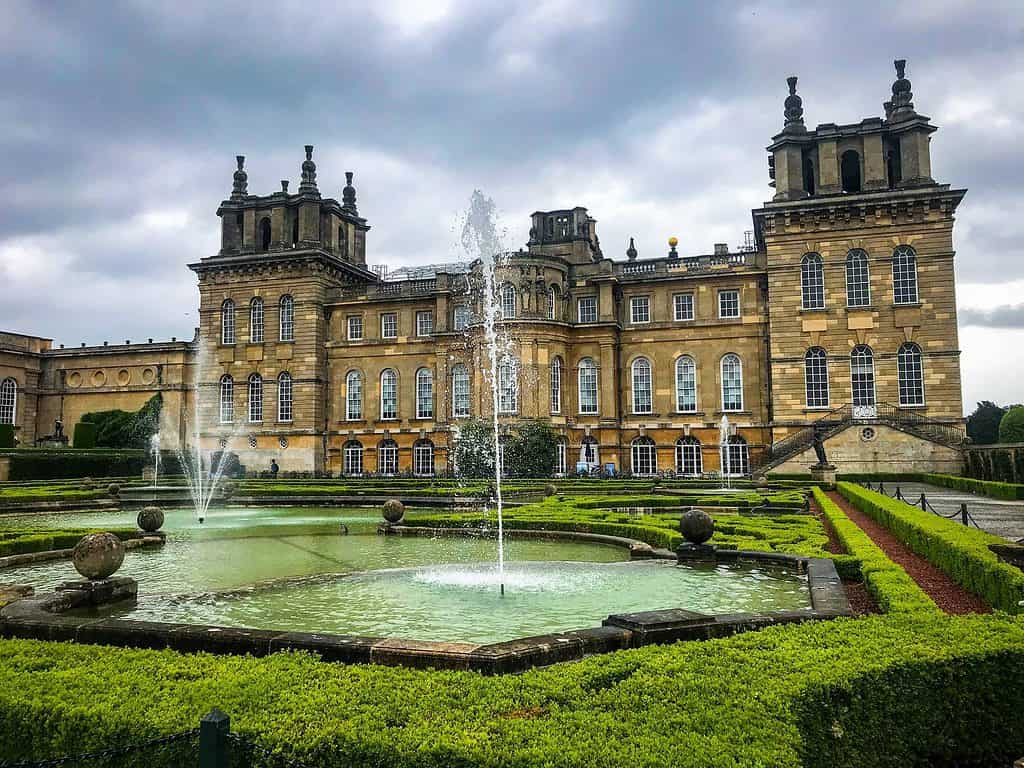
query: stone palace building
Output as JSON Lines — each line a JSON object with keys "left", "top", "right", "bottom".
{"left": 0, "top": 61, "right": 968, "bottom": 477}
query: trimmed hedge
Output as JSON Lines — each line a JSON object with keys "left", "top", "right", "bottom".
{"left": 838, "top": 482, "right": 1024, "bottom": 613}
{"left": 921, "top": 472, "right": 1024, "bottom": 501}
{"left": 0, "top": 424, "right": 14, "bottom": 449}
{"left": 72, "top": 422, "right": 98, "bottom": 449}
{"left": 0, "top": 528, "right": 139, "bottom": 557}
{"left": 1, "top": 449, "right": 182, "bottom": 481}
{"left": 1, "top": 614, "right": 1023, "bottom": 767}
{"left": 812, "top": 488, "right": 938, "bottom": 615}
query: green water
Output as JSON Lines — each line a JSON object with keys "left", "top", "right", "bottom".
{"left": 0, "top": 507, "right": 811, "bottom": 644}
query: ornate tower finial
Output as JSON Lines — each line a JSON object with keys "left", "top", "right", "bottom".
{"left": 231, "top": 155, "right": 248, "bottom": 199}
{"left": 889, "top": 58, "right": 916, "bottom": 121}
{"left": 783, "top": 75, "right": 805, "bottom": 133}
{"left": 342, "top": 171, "right": 357, "bottom": 213}
{"left": 299, "top": 145, "right": 318, "bottom": 192}
{"left": 667, "top": 236, "right": 679, "bottom": 259}
{"left": 280, "top": 179, "right": 289, "bottom": 194}
{"left": 626, "top": 237, "right": 638, "bottom": 261}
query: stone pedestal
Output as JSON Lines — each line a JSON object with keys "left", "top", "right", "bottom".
{"left": 55, "top": 576, "right": 137, "bottom": 607}
{"left": 810, "top": 464, "right": 837, "bottom": 486}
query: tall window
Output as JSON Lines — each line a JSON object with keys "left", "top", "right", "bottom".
{"left": 845, "top": 250, "right": 871, "bottom": 307}
{"left": 578, "top": 296, "right": 597, "bottom": 323}
{"left": 347, "top": 316, "right": 363, "bottom": 341}
{"left": 578, "top": 357, "right": 598, "bottom": 414}
{"left": 897, "top": 342, "right": 925, "bottom": 406}
{"left": 416, "top": 368, "right": 434, "bottom": 419}
{"left": 498, "top": 357, "right": 517, "bottom": 414}
{"left": 550, "top": 356, "right": 562, "bottom": 414}
{"left": 413, "top": 439, "right": 434, "bottom": 476}
{"left": 892, "top": 246, "right": 919, "bottom": 304}
{"left": 631, "top": 358, "right": 652, "bottom": 414}
{"left": 673, "top": 293, "right": 694, "bottom": 321}
{"left": 346, "top": 371, "right": 362, "bottom": 420}
{"left": 416, "top": 310, "right": 433, "bottom": 336}
{"left": 279, "top": 295, "right": 294, "bottom": 341}
{"left": 555, "top": 439, "right": 567, "bottom": 476}
{"left": 0, "top": 378, "right": 15, "bottom": 425}
{"left": 547, "top": 286, "right": 558, "bottom": 320}
{"left": 247, "top": 373, "right": 263, "bottom": 422}
{"left": 631, "top": 437, "right": 657, "bottom": 477}
{"left": 630, "top": 296, "right": 651, "bottom": 324}
{"left": 800, "top": 253, "right": 825, "bottom": 309}
{"left": 221, "top": 299, "right": 235, "bottom": 345}
{"left": 453, "top": 305, "right": 470, "bottom": 331}
{"left": 277, "top": 372, "right": 293, "bottom": 422}
{"left": 675, "top": 356, "right": 696, "bottom": 413}
{"left": 718, "top": 290, "right": 740, "bottom": 319}
{"left": 500, "top": 284, "right": 516, "bottom": 319}
{"left": 841, "top": 150, "right": 862, "bottom": 193}
{"left": 258, "top": 217, "right": 271, "bottom": 251}
{"left": 219, "top": 375, "right": 233, "bottom": 423}
{"left": 381, "top": 313, "right": 397, "bottom": 339}
{"left": 452, "top": 364, "right": 470, "bottom": 418}
{"left": 724, "top": 436, "right": 749, "bottom": 476}
{"left": 804, "top": 348, "right": 829, "bottom": 408}
{"left": 850, "top": 345, "right": 876, "bottom": 407}
{"left": 249, "top": 298, "right": 264, "bottom": 343}
{"left": 378, "top": 439, "right": 398, "bottom": 475}
{"left": 343, "top": 440, "right": 364, "bottom": 475}
{"left": 721, "top": 354, "right": 743, "bottom": 411}
{"left": 380, "top": 369, "right": 397, "bottom": 419}
{"left": 675, "top": 436, "right": 702, "bottom": 476}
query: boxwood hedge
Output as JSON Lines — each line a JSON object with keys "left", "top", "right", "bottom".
{"left": 921, "top": 472, "right": 1024, "bottom": 500}
{"left": 0, "top": 528, "right": 139, "bottom": 557}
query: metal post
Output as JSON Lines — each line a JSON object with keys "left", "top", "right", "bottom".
{"left": 878, "top": 482, "right": 885, "bottom": 495}
{"left": 895, "top": 485, "right": 903, "bottom": 500}
{"left": 199, "top": 709, "right": 230, "bottom": 768}
{"left": 960, "top": 503, "right": 968, "bottom": 526}
{"left": 920, "top": 493, "right": 927, "bottom": 512}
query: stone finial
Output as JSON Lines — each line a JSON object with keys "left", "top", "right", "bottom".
{"left": 299, "top": 144, "right": 318, "bottom": 193}
{"left": 280, "top": 179, "right": 289, "bottom": 194}
{"left": 783, "top": 75, "right": 806, "bottom": 133}
{"left": 342, "top": 171, "right": 357, "bottom": 213}
{"left": 231, "top": 155, "right": 248, "bottom": 198}
{"left": 667, "top": 236, "right": 679, "bottom": 259}
{"left": 889, "top": 58, "right": 916, "bottom": 121}
{"left": 626, "top": 237, "right": 638, "bottom": 261}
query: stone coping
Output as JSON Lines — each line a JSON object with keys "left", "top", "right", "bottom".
{"left": 0, "top": 537, "right": 849, "bottom": 673}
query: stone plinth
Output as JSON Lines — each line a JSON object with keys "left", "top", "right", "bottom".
{"left": 55, "top": 576, "right": 137, "bottom": 607}
{"left": 810, "top": 464, "right": 837, "bottom": 486}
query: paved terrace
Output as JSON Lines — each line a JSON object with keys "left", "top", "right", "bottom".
{"left": 876, "top": 481, "right": 1024, "bottom": 543}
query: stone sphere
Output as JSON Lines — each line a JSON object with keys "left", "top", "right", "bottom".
{"left": 72, "top": 533, "right": 125, "bottom": 580}
{"left": 82, "top": 477, "right": 95, "bottom": 490}
{"left": 107, "top": 482, "right": 121, "bottom": 497}
{"left": 679, "top": 508, "right": 715, "bottom": 545}
{"left": 137, "top": 506, "right": 165, "bottom": 532}
{"left": 382, "top": 498, "right": 405, "bottom": 524}
{"left": 756, "top": 475, "right": 769, "bottom": 488}
{"left": 543, "top": 483, "right": 557, "bottom": 497}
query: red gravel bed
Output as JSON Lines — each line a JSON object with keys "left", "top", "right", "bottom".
{"left": 826, "top": 492, "right": 991, "bottom": 615}
{"left": 842, "top": 579, "right": 880, "bottom": 616}
{"left": 807, "top": 494, "right": 844, "bottom": 555}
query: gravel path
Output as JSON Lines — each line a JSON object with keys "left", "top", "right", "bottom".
{"left": 826, "top": 491, "right": 991, "bottom": 615}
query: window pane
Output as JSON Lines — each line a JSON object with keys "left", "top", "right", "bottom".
{"left": 248, "top": 375, "right": 262, "bottom": 422}
{"left": 279, "top": 296, "right": 294, "bottom": 341}
{"left": 381, "top": 313, "right": 397, "bottom": 339}
{"left": 721, "top": 355, "right": 743, "bottom": 411}
{"left": 631, "top": 439, "right": 657, "bottom": 476}
{"left": 416, "top": 369, "right": 434, "bottom": 418}
{"left": 277, "top": 373, "right": 292, "bottom": 422}
{"left": 550, "top": 357, "right": 562, "bottom": 414}
{"left": 630, "top": 297, "right": 650, "bottom": 324}
{"left": 897, "top": 343, "right": 925, "bottom": 406}
{"left": 221, "top": 301, "right": 235, "bottom": 344}
{"left": 801, "top": 253, "right": 825, "bottom": 309}
{"left": 675, "top": 357, "right": 696, "bottom": 412}
{"left": 346, "top": 372, "right": 362, "bottom": 420}
{"left": 851, "top": 346, "right": 875, "bottom": 407}
{"left": 250, "top": 299, "right": 264, "bottom": 343}
{"left": 453, "top": 306, "right": 470, "bottom": 331}
{"left": 674, "top": 294, "right": 694, "bottom": 321}
{"left": 845, "top": 250, "right": 871, "bottom": 307}
{"left": 501, "top": 285, "right": 516, "bottom": 319}
{"left": 378, "top": 441, "right": 398, "bottom": 475}
{"left": 414, "top": 442, "right": 434, "bottom": 476}
{"left": 675, "top": 438, "right": 702, "bottom": 476}
{"left": 218, "top": 377, "right": 233, "bottom": 423}
{"left": 344, "top": 443, "right": 364, "bottom": 475}
{"left": 498, "top": 358, "right": 518, "bottom": 414}
{"left": 892, "top": 246, "right": 919, "bottom": 304}
{"left": 632, "top": 359, "right": 652, "bottom": 413}
{"left": 416, "top": 311, "right": 433, "bottom": 336}
{"left": 578, "top": 297, "right": 597, "bottom": 323}
{"left": 347, "top": 316, "right": 363, "bottom": 340}
{"left": 578, "top": 359, "right": 598, "bottom": 414}
{"left": 719, "top": 290, "right": 740, "bottom": 318}
{"left": 804, "top": 348, "right": 829, "bottom": 408}
{"left": 381, "top": 370, "right": 397, "bottom": 419}
{"left": 452, "top": 365, "right": 470, "bottom": 417}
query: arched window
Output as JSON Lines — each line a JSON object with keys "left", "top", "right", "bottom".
{"left": 675, "top": 436, "right": 702, "bottom": 477}
{"left": 800, "top": 252, "right": 825, "bottom": 309}
{"left": 416, "top": 368, "right": 434, "bottom": 419}
{"left": 892, "top": 246, "right": 919, "bottom": 305}
{"left": 346, "top": 371, "right": 362, "bottom": 420}
{"left": 249, "top": 297, "right": 264, "bottom": 343}
{"left": 277, "top": 372, "right": 293, "bottom": 422}
{"left": 846, "top": 249, "right": 871, "bottom": 307}
{"left": 804, "top": 348, "right": 829, "bottom": 408}
{"left": 631, "top": 437, "right": 657, "bottom": 477}
{"left": 498, "top": 357, "right": 517, "bottom": 414}
{"left": 378, "top": 439, "right": 398, "bottom": 475}
{"left": 343, "top": 440, "right": 364, "bottom": 476}
{"left": 555, "top": 438, "right": 567, "bottom": 476}
{"left": 279, "top": 295, "right": 294, "bottom": 341}
{"left": 631, "top": 358, "right": 652, "bottom": 414}
{"left": 550, "top": 356, "right": 562, "bottom": 414}
{"left": 723, "top": 435, "right": 749, "bottom": 476}
{"left": 500, "top": 283, "right": 516, "bottom": 319}
{"left": 218, "top": 375, "right": 234, "bottom": 423}
{"left": 0, "top": 378, "right": 17, "bottom": 425}
{"left": 841, "top": 150, "right": 861, "bottom": 193}
{"left": 547, "top": 285, "right": 559, "bottom": 320}
{"left": 578, "top": 357, "right": 598, "bottom": 414}
{"left": 413, "top": 439, "right": 435, "bottom": 476}
{"left": 850, "top": 345, "right": 876, "bottom": 407}
{"left": 380, "top": 369, "right": 397, "bottom": 420}
{"left": 258, "top": 217, "right": 271, "bottom": 251}
{"left": 721, "top": 354, "right": 743, "bottom": 412}
{"left": 451, "top": 364, "right": 470, "bottom": 418}
{"left": 897, "top": 342, "right": 925, "bottom": 406}
{"left": 221, "top": 299, "right": 236, "bottom": 345}
{"left": 675, "top": 356, "right": 697, "bottom": 413}
{"left": 247, "top": 373, "right": 263, "bottom": 423}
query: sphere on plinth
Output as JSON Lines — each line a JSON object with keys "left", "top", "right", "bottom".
{"left": 107, "top": 482, "right": 121, "bottom": 497}
{"left": 72, "top": 533, "right": 125, "bottom": 580}
{"left": 137, "top": 506, "right": 165, "bottom": 533}
{"left": 543, "top": 484, "right": 557, "bottom": 497}
{"left": 382, "top": 498, "right": 405, "bottom": 524}
{"left": 679, "top": 508, "right": 715, "bottom": 545}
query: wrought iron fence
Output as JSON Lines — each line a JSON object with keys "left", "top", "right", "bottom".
{"left": 861, "top": 481, "right": 984, "bottom": 529}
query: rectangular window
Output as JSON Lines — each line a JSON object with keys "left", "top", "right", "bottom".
{"left": 413, "top": 444, "right": 434, "bottom": 476}
{"left": 555, "top": 441, "right": 566, "bottom": 476}
{"left": 378, "top": 444, "right": 398, "bottom": 475}
{"left": 673, "top": 293, "right": 694, "bottom": 321}
{"left": 380, "top": 313, "right": 397, "bottom": 339}
{"left": 718, "top": 290, "right": 740, "bottom": 319}
{"left": 416, "top": 372, "right": 434, "bottom": 419}
{"left": 416, "top": 311, "right": 433, "bottom": 337}
{"left": 344, "top": 445, "right": 363, "bottom": 476}
{"left": 550, "top": 362, "right": 562, "bottom": 414}
{"left": 578, "top": 296, "right": 597, "bottom": 323}
{"left": 630, "top": 296, "right": 650, "bottom": 324}
{"left": 346, "top": 375, "right": 362, "bottom": 421}
{"left": 498, "top": 361, "right": 518, "bottom": 414}
{"left": 453, "top": 305, "right": 470, "bottom": 331}
{"left": 452, "top": 369, "right": 470, "bottom": 418}
{"left": 347, "top": 315, "right": 363, "bottom": 341}
{"left": 381, "top": 374, "right": 397, "bottom": 420}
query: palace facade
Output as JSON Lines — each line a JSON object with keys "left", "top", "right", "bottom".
{"left": 0, "top": 61, "right": 968, "bottom": 476}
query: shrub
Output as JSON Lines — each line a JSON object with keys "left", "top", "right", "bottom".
{"left": 80, "top": 394, "right": 162, "bottom": 450}
{"left": 2, "top": 449, "right": 182, "bottom": 481}
{"left": 451, "top": 419, "right": 495, "bottom": 479}
{"left": 0, "top": 527, "right": 139, "bottom": 556}
{"left": 922, "top": 472, "right": 1024, "bottom": 501}
{"left": 999, "top": 405, "right": 1024, "bottom": 443}
{"left": 0, "top": 425, "right": 14, "bottom": 449}
{"left": 503, "top": 419, "right": 558, "bottom": 479}
{"left": 72, "top": 422, "right": 98, "bottom": 449}
{"left": 838, "top": 482, "right": 1024, "bottom": 613}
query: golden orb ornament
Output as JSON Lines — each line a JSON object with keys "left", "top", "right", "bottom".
{"left": 668, "top": 236, "right": 679, "bottom": 247}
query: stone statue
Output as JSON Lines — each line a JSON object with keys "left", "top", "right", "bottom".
{"left": 811, "top": 424, "right": 828, "bottom": 467}
{"left": 54, "top": 419, "right": 64, "bottom": 440}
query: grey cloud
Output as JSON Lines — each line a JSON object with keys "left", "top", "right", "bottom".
{"left": 960, "top": 305, "right": 1024, "bottom": 329}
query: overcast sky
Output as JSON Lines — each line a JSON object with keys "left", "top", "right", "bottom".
{"left": 1, "top": 0, "right": 1022, "bottom": 414}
